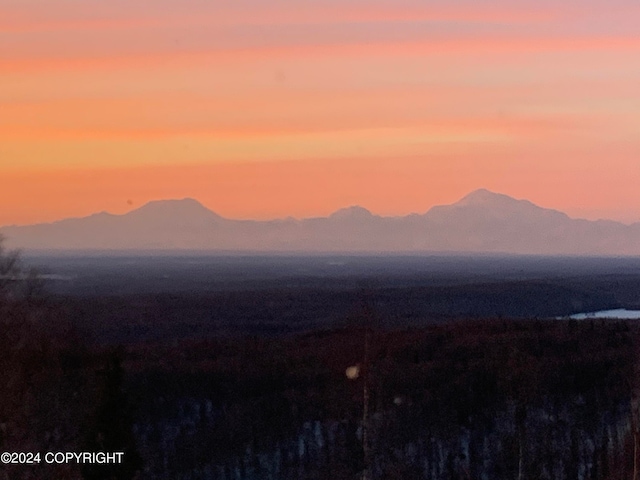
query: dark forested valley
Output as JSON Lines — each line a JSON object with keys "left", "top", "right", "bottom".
{"left": 4, "top": 254, "right": 640, "bottom": 479}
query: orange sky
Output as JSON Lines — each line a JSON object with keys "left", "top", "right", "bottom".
{"left": 2, "top": 0, "right": 640, "bottom": 226}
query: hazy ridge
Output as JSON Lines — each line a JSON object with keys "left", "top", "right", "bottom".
{"left": 3, "top": 189, "right": 640, "bottom": 255}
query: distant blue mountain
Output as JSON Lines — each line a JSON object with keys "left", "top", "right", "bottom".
{"left": 2, "top": 190, "right": 639, "bottom": 255}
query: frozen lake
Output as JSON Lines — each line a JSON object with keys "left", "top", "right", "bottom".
{"left": 567, "top": 308, "right": 640, "bottom": 319}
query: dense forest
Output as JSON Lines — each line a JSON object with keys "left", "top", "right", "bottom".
{"left": 3, "top": 247, "right": 640, "bottom": 479}
{"left": 0, "top": 244, "right": 140, "bottom": 480}
{"left": 125, "top": 318, "right": 638, "bottom": 479}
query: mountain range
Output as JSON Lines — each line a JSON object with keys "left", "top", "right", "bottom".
{"left": 2, "top": 189, "right": 639, "bottom": 255}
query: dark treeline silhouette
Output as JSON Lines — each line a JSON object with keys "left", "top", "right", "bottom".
{"left": 0, "top": 239, "right": 140, "bottom": 480}
{"left": 126, "top": 318, "right": 639, "bottom": 479}
{"left": 5, "top": 240, "right": 640, "bottom": 479}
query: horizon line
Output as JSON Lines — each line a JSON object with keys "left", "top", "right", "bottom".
{"left": 2, "top": 188, "right": 639, "bottom": 229}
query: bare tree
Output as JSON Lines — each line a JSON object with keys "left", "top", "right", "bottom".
{"left": 630, "top": 345, "right": 640, "bottom": 480}
{"left": 0, "top": 237, "right": 87, "bottom": 479}
{"left": 0, "top": 234, "right": 43, "bottom": 303}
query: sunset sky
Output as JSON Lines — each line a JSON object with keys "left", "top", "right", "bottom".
{"left": 2, "top": 0, "right": 640, "bottom": 226}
